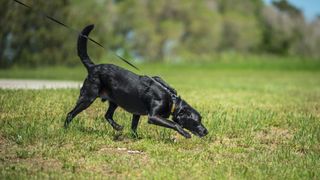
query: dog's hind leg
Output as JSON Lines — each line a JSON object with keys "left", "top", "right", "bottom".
{"left": 64, "top": 78, "right": 99, "bottom": 128}
{"left": 105, "top": 102, "right": 123, "bottom": 131}
{"left": 131, "top": 115, "right": 140, "bottom": 136}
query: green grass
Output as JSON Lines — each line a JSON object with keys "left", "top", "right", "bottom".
{"left": 0, "top": 59, "right": 320, "bottom": 179}
{"left": 1, "top": 54, "right": 319, "bottom": 81}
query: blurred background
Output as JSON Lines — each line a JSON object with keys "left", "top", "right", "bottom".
{"left": 1, "top": 0, "right": 320, "bottom": 69}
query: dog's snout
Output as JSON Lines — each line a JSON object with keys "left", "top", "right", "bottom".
{"left": 202, "top": 128, "right": 208, "bottom": 136}
{"left": 197, "top": 125, "right": 208, "bottom": 137}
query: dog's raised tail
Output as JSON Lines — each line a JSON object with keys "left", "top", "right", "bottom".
{"left": 78, "top": 24, "right": 95, "bottom": 71}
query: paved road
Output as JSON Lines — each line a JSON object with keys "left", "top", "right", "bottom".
{"left": 0, "top": 79, "right": 82, "bottom": 89}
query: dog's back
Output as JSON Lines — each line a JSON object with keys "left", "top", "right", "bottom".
{"left": 97, "top": 64, "right": 171, "bottom": 115}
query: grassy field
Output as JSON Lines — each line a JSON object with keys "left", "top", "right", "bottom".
{"left": 0, "top": 59, "right": 320, "bottom": 179}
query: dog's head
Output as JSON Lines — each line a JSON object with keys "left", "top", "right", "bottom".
{"left": 172, "top": 98, "right": 208, "bottom": 137}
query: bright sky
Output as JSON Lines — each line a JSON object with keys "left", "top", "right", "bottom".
{"left": 264, "top": 0, "right": 320, "bottom": 20}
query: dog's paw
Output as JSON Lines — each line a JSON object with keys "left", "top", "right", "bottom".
{"left": 114, "top": 125, "right": 124, "bottom": 131}
{"left": 175, "top": 125, "right": 191, "bottom": 138}
{"left": 182, "top": 131, "right": 191, "bottom": 139}
{"left": 64, "top": 122, "right": 69, "bottom": 129}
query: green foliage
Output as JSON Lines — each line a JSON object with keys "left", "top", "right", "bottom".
{"left": 220, "top": 12, "right": 262, "bottom": 52}
{"left": 0, "top": 0, "right": 73, "bottom": 68}
{"left": 1, "top": 0, "right": 320, "bottom": 67}
{"left": 272, "top": 0, "right": 302, "bottom": 17}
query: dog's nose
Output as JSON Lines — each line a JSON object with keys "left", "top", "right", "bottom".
{"left": 202, "top": 128, "right": 208, "bottom": 136}
{"left": 198, "top": 125, "right": 208, "bottom": 137}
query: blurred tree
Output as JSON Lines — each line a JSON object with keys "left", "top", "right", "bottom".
{"left": 217, "top": 0, "right": 263, "bottom": 52}
{"left": 295, "top": 18, "right": 320, "bottom": 58}
{"left": 272, "top": 0, "right": 302, "bottom": 17}
{"left": 219, "top": 12, "right": 262, "bottom": 52}
{"left": 0, "top": 1, "right": 12, "bottom": 68}
{"left": 261, "top": 0, "right": 305, "bottom": 56}
{"left": 0, "top": 0, "right": 71, "bottom": 68}
{"left": 1, "top": 0, "right": 319, "bottom": 68}
{"left": 178, "top": 0, "right": 222, "bottom": 58}
{"left": 218, "top": 0, "right": 263, "bottom": 16}
{"left": 66, "top": 0, "right": 116, "bottom": 64}
{"left": 110, "top": 0, "right": 222, "bottom": 61}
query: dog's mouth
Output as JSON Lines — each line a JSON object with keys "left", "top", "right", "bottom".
{"left": 190, "top": 131, "right": 206, "bottom": 138}
{"left": 190, "top": 130, "right": 202, "bottom": 137}
{"left": 189, "top": 127, "right": 208, "bottom": 138}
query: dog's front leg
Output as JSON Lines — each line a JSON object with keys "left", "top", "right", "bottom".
{"left": 131, "top": 115, "right": 140, "bottom": 136}
{"left": 105, "top": 102, "right": 123, "bottom": 131}
{"left": 148, "top": 116, "right": 191, "bottom": 138}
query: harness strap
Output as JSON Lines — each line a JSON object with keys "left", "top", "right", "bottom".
{"left": 149, "top": 76, "right": 178, "bottom": 115}
{"left": 171, "top": 103, "right": 176, "bottom": 114}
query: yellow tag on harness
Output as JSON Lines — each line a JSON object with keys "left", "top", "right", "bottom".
{"left": 171, "top": 103, "right": 175, "bottom": 114}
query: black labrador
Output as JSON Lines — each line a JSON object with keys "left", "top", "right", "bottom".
{"left": 64, "top": 25, "right": 208, "bottom": 138}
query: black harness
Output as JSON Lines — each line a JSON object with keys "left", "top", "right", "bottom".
{"left": 149, "top": 77, "right": 179, "bottom": 114}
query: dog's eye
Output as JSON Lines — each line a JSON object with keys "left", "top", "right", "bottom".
{"left": 193, "top": 121, "right": 199, "bottom": 126}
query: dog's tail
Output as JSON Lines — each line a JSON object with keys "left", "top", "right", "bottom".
{"left": 78, "top": 24, "right": 95, "bottom": 71}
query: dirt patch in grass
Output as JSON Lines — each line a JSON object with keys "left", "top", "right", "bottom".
{"left": 215, "top": 137, "right": 240, "bottom": 147}
{"left": 0, "top": 135, "right": 61, "bottom": 173}
{"left": 0, "top": 134, "right": 15, "bottom": 156}
{"left": 85, "top": 146, "right": 149, "bottom": 176}
{"left": 0, "top": 113, "right": 24, "bottom": 121}
{"left": 4, "top": 157, "right": 62, "bottom": 172}
{"left": 0, "top": 135, "right": 6, "bottom": 147}
{"left": 211, "top": 136, "right": 250, "bottom": 149}
{"left": 98, "top": 147, "right": 145, "bottom": 155}
{"left": 255, "top": 127, "right": 293, "bottom": 149}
